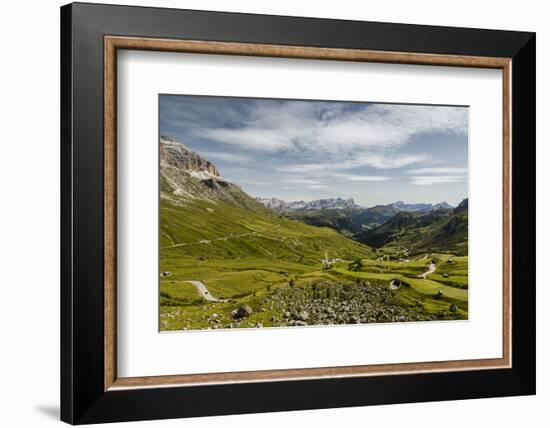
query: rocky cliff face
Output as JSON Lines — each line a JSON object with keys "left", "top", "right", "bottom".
{"left": 160, "top": 136, "right": 266, "bottom": 212}
{"left": 160, "top": 136, "right": 220, "bottom": 178}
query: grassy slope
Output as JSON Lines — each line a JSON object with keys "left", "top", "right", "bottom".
{"left": 161, "top": 198, "right": 375, "bottom": 263}
{"left": 160, "top": 197, "right": 375, "bottom": 302}
{"left": 357, "top": 209, "right": 468, "bottom": 256}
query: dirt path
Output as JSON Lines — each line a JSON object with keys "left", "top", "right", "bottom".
{"left": 186, "top": 280, "right": 219, "bottom": 302}
{"left": 418, "top": 262, "right": 436, "bottom": 279}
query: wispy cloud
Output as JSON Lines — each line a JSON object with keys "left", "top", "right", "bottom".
{"left": 240, "top": 179, "right": 268, "bottom": 186}
{"left": 278, "top": 153, "right": 428, "bottom": 173}
{"left": 282, "top": 177, "right": 322, "bottom": 185}
{"left": 198, "top": 151, "right": 251, "bottom": 164}
{"left": 308, "top": 184, "right": 331, "bottom": 190}
{"left": 410, "top": 175, "right": 467, "bottom": 186}
{"left": 333, "top": 173, "right": 391, "bottom": 182}
{"left": 406, "top": 167, "right": 468, "bottom": 175}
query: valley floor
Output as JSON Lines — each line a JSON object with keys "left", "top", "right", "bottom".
{"left": 160, "top": 252, "right": 468, "bottom": 331}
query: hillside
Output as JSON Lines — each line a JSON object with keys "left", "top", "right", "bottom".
{"left": 355, "top": 201, "right": 468, "bottom": 255}
{"left": 282, "top": 201, "right": 455, "bottom": 236}
{"left": 161, "top": 198, "right": 374, "bottom": 264}
{"left": 160, "top": 136, "right": 375, "bottom": 264}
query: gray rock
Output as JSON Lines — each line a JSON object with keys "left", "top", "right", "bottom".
{"left": 348, "top": 315, "right": 360, "bottom": 324}
{"left": 294, "top": 311, "right": 309, "bottom": 321}
{"left": 231, "top": 305, "right": 253, "bottom": 319}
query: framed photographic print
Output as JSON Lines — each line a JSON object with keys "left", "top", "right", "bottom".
{"left": 61, "top": 2, "right": 536, "bottom": 424}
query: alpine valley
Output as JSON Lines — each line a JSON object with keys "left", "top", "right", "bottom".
{"left": 159, "top": 136, "right": 469, "bottom": 331}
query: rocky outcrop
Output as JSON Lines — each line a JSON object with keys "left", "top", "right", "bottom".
{"left": 160, "top": 136, "right": 219, "bottom": 177}
{"left": 160, "top": 136, "right": 267, "bottom": 211}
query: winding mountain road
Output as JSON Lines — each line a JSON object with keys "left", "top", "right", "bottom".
{"left": 418, "top": 262, "right": 437, "bottom": 279}
{"left": 186, "top": 280, "right": 219, "bottom": 302}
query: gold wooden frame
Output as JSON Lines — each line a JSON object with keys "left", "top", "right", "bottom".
{"left": 104, "top": 36, "right": 512, "bottom": 391}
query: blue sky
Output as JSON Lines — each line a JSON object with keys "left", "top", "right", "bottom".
{"left": 160, "top": 94, "right": 468, "bottom": 207}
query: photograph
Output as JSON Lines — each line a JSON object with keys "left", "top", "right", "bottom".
{"left": 159, "top": 95, "right": 469, "bottom": 331}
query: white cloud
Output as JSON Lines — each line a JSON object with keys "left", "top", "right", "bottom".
{"left": 354, "top": 153, "right": 429, "bottom": 169}
{"left": 202, "top": 128, "right": 295, "bottom": 152}
{"left": 333, "top": 173, "right": 391, "bottom": 182}
{"left": 197, "top": 150, "right": 251, "bottom": 164}
{"left": 278, "top": 153, "right": 428, "bottom": 173}
{"left": 240, "top": 179, "right": 268, "bottom": 186}
{"left": 410, "top": 175, "right": 467, "bottom": 186}
{"left": 406, "top": 167, "right": 468, "bottom": 175}
{"left": 282, "top": 177, "right": 322, "bottom": 185}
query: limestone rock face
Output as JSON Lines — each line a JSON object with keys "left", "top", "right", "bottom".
{"left": 160, "top": 135, "right": 267, "bottom": 212}
{"left": 160, "top": 135, "right": 220, "bottom": 178}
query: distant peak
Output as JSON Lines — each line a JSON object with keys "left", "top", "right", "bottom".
{"left": 390, "top": 200, "right": 454, "bottom": 212}
{"left": 257, "top": 197, "right": 359, "bottom": 213}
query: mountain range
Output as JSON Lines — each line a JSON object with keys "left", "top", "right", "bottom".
{"left": 354, "top": 201, "right": 468, "bottom": 255}
{"left": 256, "top": 196, "right": 453, "bottom": 214}
{"left": 256, "top": 197, "right": 359, "bottom": 213}
{"left": 391, "top": 200, "right": 454, "bottom": 211}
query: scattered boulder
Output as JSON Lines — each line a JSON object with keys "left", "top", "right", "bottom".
{"left": 435, "top": 290, "right": 444, "bottom": 299}
{"left": 389, "top": 278, "right": 411, "bottom": 289}
{"left": 293, "top": 311, "right": 309, "bottom": 321}
{"left": 389, "top": 278, "right": 401, "bottom": 289}
{"left": 348, "top": 315, "right": 360, "bottom": 324}
{"left": 449, "top": 304, "right": 458, "bottom": 312}
{"left": 231, "top": 305, "right": 253, "bottom": 319}
{"left": 288, "top": 320, "right": 307, "bottom": 327}
{"left": 160, "top": 271, "right": 172, "bottom": 277}
{"left": 442, "top": 273, "right": 449, "bottom": 278}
